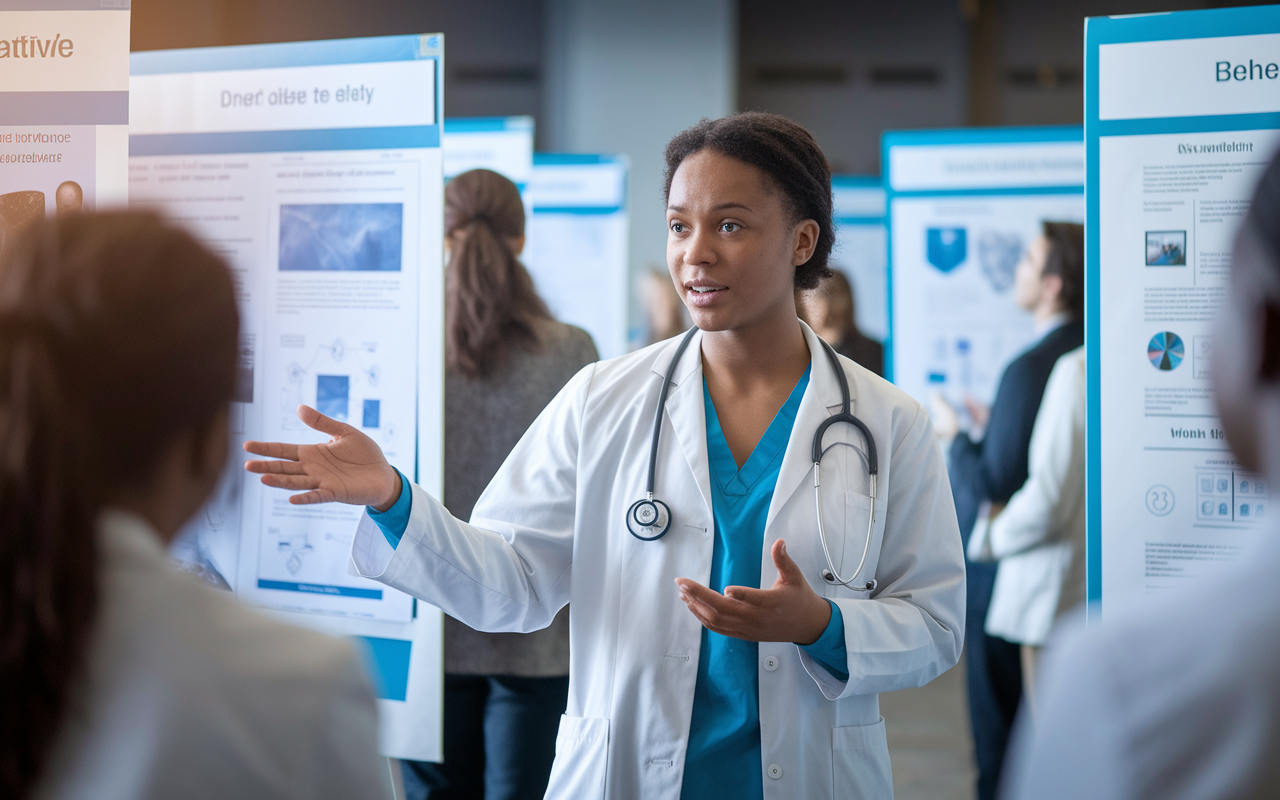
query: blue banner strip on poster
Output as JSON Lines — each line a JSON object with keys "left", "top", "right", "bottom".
{"left": 532, "top": 205, "right": 622, "bottom": 215}
{"left": 534, "top": 153, "right": 622, "bottom": 166}
{"left": 831, "top": 175, "right": 883, "bottom": 189}
{"left": 355, "top": 636, "right": 412, "bottom": 702}
{"left": 444, "top": 116, "right": 533, "bottom": 133}
{"left": 129, "top": 125, "right": 440, "bottom": 156}
{"left": 887, "top": 186, "right": 1084, "bottom": 198}
{"left": 1083, "top": 4, "right": 1280, "bottom": 617}
{"left": 257, "top": 579, "right": 384, "bottom": 600}
{"left": 130, "top": 34, "right": 432, "bottom": 74}
{"left": 1, "top": 0, "right": 127, "bottom": 9}
{"left": 835, "top": 216, "right": 886, "bottom": 226}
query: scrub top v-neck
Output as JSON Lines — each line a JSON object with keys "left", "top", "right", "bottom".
{"left": 679, "top": 364, "right": 809, "bottom": 800}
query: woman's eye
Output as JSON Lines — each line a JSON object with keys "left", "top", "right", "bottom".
{"left": 670, "top": 222, "right": 685, "bottom": 234}
{"left": 720, "top": 222, "right": 740, "bottom": 233}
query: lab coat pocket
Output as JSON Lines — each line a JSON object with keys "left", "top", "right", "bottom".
{"left": 832, "top": 717, "right": 893, "bottom": 800}
{"left": 544, "top": 715, "right": 609, "bottom": 800}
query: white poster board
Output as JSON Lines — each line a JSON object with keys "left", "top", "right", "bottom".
{"left": 830, "top": 176, "right": 887, "bottom": 342}
{"left": 129, "top": 33, "right": 446, "bottom": 761}
{"left": 1086, "top": 7, "right": 1280, "bottom": 615}
{"left": 524, "top": 153, "right": 629, "bottom": 359}
{"left": 885, "top": 128, "right": 1084, "bottom": 417}
{"left": 0, "top": 0, "right": 130, "bottom": 251}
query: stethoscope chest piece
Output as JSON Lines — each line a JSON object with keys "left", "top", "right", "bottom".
{"left": 627, "top": 496, "right": 672, "bottom": 540}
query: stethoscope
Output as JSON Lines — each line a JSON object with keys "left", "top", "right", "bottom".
{"left": 626, "top": 327, "right": 880, "bottom": 592}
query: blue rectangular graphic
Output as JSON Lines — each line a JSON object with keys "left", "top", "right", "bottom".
{"left": 279, "top": 203, "right": 403, "bottom": 272}
{"left": 316, "top": 375, "right": 350, "bottom": 420}
{"left": 363, "top": 399, "right": 381, "bottom": 428}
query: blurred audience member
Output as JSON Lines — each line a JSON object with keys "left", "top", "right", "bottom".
{"left": 797, "top": 269, "right": 884, "bottom": 376}
{"left": 401, "top": 169, "right": 598, "bottom": 800}
{"left": 933, "top": 221, "right": 1084, "bottom": 800}
{"left": 640, "top": 266, "right": 691, "bottom": 344}
{"left": 967, "top": 347, "right": 1085, "bottom": 716}
{"left": 0, "top": 213, "right": 388, "bottom": 800}
{"left": 1005, "top": 139, "right": 1280, "bottom": 800}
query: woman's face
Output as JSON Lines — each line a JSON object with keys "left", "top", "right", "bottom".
{"left": 666, "top": 149, "right": 817, "bottom": 333}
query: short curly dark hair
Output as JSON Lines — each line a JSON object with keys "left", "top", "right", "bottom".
{"left": 663, "top": 112, "right": 835, "bottom": 290}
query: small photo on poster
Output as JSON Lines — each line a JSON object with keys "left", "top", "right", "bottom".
{"left": 0, "top": 125, "right": 97, "bottom": 257}
{"left": 1145, "top": 230, "right": 1186, "bottom": 266}
{"left": 278, "top": 203, "right": 404, "bottom": 272}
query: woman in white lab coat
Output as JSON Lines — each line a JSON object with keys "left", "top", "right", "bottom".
{"left": 0, "top": 213, "right": 390, "bottom": 800}
{"left": 246, "top": 112, "right": 965, "bottom": 800}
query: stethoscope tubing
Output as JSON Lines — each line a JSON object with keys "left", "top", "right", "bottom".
{"left": 630, "top": 328, "right": 880, "bottom": 593}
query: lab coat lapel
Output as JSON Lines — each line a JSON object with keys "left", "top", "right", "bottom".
{"left": 766, "top": 323, "right": 852, "bottom": 529}
{"left": 650, "top": 330, "right": 714, "bottom": 518}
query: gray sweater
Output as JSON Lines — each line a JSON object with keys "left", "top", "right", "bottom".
{"left": 442, "top": 318, "right": 598, "bottom": 676}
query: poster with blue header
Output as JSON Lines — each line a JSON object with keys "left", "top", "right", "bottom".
{"left": 884, "top": 127, "right": 1084, "bottom": 426}
{"left": 1086, "top": 6, "right": 1280, "bottom": 617}
{"left": 829, "top": 176, "right": 888, "bottom": 345}
{"left": 129, "top": 33, "right": 447, "bottom": 761}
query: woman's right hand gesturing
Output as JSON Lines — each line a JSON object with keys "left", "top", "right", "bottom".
{"left": 243, "top": 404, "right": 402, "bottom": 511}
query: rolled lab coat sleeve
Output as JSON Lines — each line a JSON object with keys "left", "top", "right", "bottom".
{"left": 805, "top": 405, "right": 966, "bottom": 699}
{"left": 349, "top": 364, "right": 594, "bottom": 634}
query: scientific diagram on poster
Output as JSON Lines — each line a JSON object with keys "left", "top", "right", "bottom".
{"left": 884, "top": 128, "right": 1084, "bottom": 416}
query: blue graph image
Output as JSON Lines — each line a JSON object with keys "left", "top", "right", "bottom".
{"left": 1147, "top": 331, "right": 1184, "bottom": 371}
{"left": 926, "top": 228, "right": 967, "bottom": 273}
{"left": 279, "top": 203, "right": 403, "bottom": 272}
{"left": 363, "top": 399, "right": 381, "bottom": 429}
{"left": 316, "top": 375, "right": 350, "bottom": 420}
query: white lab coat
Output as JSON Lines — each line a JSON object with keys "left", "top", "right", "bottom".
{"left": 37, "top": 511, "right": 392, "bottom": 800}
{"left": 968, "top": 348, "right": 1086, "bottom": 645}
{"left": 350, "top": 324, "right": 965, "bottom": 800}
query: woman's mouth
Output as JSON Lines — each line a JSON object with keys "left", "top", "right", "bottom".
{"left": 686, "top": 282, "right": 727, "bottom": 306}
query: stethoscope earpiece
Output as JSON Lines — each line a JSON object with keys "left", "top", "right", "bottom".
{"left": 822, "top": 569, "right": 876, "bottom": 592}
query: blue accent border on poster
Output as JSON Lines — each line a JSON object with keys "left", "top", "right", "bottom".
{"left": 530, "top": 153, "right": 629, "bottom": 214}
{"left": 1084, "top": 6, "right": 1280, "bottom": 617}
{"left": 881, "top": 126, "right": 1083, "bottom": 384}
{"left": 444, "top": 116, "right": 534, "bottom": 133}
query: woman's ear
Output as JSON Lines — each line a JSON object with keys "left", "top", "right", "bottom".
{"left": 1042, "top": 272, "right": 1065, "bottom": 311}
{"left": 791, "top": 219, "right": 820, "bottom": 266}
{"left": 509, "top": 234, "right": 526, "bottom": 257}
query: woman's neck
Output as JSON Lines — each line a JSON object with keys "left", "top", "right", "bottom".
{"left": 701, "top": 305, "right": 810, "bottom": 394}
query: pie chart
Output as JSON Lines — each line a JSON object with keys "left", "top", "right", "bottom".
{"left": 1148, "top": 331, "right": 1184, "bottom": 371}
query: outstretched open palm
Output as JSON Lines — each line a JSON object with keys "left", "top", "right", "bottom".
{"left": 243, "top": 404, "right": 401, "bottom": 509}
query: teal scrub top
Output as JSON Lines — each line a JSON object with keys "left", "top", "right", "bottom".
{"left": 679, "top": 364, "right": 847, "bottom": 800}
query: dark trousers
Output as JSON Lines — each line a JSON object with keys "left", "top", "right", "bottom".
{"left": 402, "top": 674, "right": 569, "bottom": 800}
{"left": 965, "top": 560, "right": 1023, "bottom": 800}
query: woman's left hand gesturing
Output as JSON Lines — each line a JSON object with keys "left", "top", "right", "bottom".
{"left": 675, "top": 539, "right": 832, "bottom": 645}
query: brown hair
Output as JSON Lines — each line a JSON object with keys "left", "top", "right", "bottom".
{"left": 0, "top": 212, "right": 239, "bottom": 797}
{"left": 663, "top": 112, "right": 835, "bottom": 290}
{"left": 1042, "top": 221, "right": 1085, "bottom": 319}
{"left": 444, "top": 169, "right": 551, "bottom": 378}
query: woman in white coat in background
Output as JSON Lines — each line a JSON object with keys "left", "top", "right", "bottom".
{"left": 246, "top": 112, "right": 965, "bottom": 800}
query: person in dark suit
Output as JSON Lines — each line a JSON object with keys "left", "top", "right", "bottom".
{"left": 797, "top": 269, "right": 885, "bottom": 376}
{"left": 932, "top": 221, "right": 1084, "bottom": 800}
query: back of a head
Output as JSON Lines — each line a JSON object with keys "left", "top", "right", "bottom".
{"left": 822, "top": 270, "right": 857, "bottom": 333}
{"left": 0, "top": 212, "right": 239, "bottom": 797}
{"left": 1042, "top": 221, "right": 1085, "bottom": 319}
{"left": 444, "top": 169, "right": 550, "bottom": 378}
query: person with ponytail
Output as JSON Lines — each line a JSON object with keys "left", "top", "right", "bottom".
{"left": 0, "top": 213, "right": 390, "bottom": 800}
{"left": 397, "top": 168, "right": 598, "bottom": 800}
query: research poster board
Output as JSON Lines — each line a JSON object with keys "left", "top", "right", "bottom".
{"left": 441, "top": 115, "right": 534, "bottom": 233}
{"left": 884, "top": 127, "right": 1084, "bottom": 417}
{"left": 1086, "top": 7, "right": 1280, "bottom": 616}
{"left": 524, "top": 153, "right": 629, "bottom": 359}
{"left": 129, "top": 33, "right": 446, "bottom": 761}
{"left": 830, "top": 176, "right": 888, "bottom": 342}
{"left": 0, "top": 0, "right": 131, "bottom": 254}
